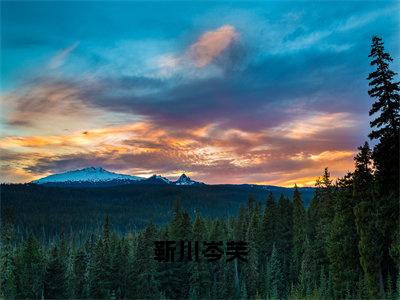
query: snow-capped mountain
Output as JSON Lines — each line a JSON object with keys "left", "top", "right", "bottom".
{"left": 32, "top": 167, "right": 206, "bottom": 187}
{"left": 174, "top": 174, "right": 204, "bottom": 186}
{"left": 33, "top": 167, "right": 143, "bottom": 184}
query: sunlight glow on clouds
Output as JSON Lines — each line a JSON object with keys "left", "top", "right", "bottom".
{"left": 1, "top": 1, "right": 399, "bottom": 185}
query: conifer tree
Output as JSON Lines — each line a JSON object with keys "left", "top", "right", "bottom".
{"left": 15, "top": 234, "right": 45, "bottom": 299}
{"left": 367, "top": 36, "right": 399, "bottom": 196}
{"left": 262, "top": 192, "right": 277, "bottom": 259}
{"left": 354, "top": 201, "right": 383, "bottom": 298}
{"left": 318, "top": 267, "right": 327, "bottom": 299}
{"left": 367, "top": 35, "right": 399, "bottom": 296}
{"left": 269, "top": 243, "right": 284, "bottom": 298}
{"left": 353, "top": 142, "right": 384, "bottom": 297}
{"left": 44, "top": 245, "right": 67, "bottom": 299}
{"left": 167, "top": 201, "right": 192, "bottom": 298}
{"left": 135, "top": 223, "right": 160, "bottom": 299}
{"left": 327, "top": 173, "right": 360, "bottom": 297}
{"left": 72, "top": 247, "right": 87, "bottom": 299}
{"left": 276, "top": 194, "right": 293, "bottom": 294}
{"left": 292, "top": 184, "right": 306, "bottom": 284}
{"left": 87, "top": 217, "right": 114, "bottom": 298}
{"left": 308, "top": 168, "right": 334, "bottom": 284}
{"left": 189, "top": 214, "right": 211, "bottom": 299}
{"left": 298, "top": 236, "right": 314, "bottom": 297}
{"left": 0, "top": 209, "right": 16, "bottom": 298}
{"left": 110, "top": 238, "right": 129, "bottom": 298}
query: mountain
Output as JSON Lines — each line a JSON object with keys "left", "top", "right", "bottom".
{"left": 174, "top": 173, "right": 204, "bottom": 186}
{"left": 135, "top": 174, "right": 172, "bottom": 185}
{"left": 32, "top": 168, "right": 204, "bottom": 186}
{"left": 32, "top": 167, "right": 313, "bottom": 193}
{"left": 32, "top": 167, "right": 143, "bottom": 185}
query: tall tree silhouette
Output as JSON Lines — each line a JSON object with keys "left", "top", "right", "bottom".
{"left": 367, "top": 36, "right": 399, "bottom": 291}
{"left": 367, "top": 36, "right": 399, "bottom": 196}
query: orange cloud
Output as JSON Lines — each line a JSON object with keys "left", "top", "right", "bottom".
{"left": 275, "top": 112, "right": 357, "bottom": 139}
{"left": 0, "top": 118, "right": 357, "bottom": 186}
{"left": 309, "top": 150, "right": 355, "bottom": 161}
{"left": 188, "top": 25, "right": 238, "bottom": 67}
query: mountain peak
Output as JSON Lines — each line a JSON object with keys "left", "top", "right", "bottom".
{"left": 174, "top": 173, "right": 204, "bottom": 186}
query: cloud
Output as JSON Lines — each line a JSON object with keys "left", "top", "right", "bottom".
{"left": 3, "top": 3, "right": 397, "bottom": 185}
{"left": 48, "top": 41, "right": 80, "bottom": 69}
{"left": 1, "top": 79, "right": 114, "bottom": 136}
{"left": 153, "top": 25, "right": 240, "bottom": 79}
{"left": 187, "top": 25, "right": 238, "bottom": 68}
{"left": 1, "top": 118, "right": 359, "bottom": 186}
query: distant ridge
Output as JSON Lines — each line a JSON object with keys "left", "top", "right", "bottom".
{"left": 32, "top": 167, "right": 205, "bottom": 186}
{"left": 31, "top": 166, "right": 312, "bottom": 190}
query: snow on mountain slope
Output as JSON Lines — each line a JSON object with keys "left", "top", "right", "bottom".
{"left": 33, "top": 167, "right": 143, "bottom": 184}
{"left": 174, "top": 174, "right": 204, "bottom": 185}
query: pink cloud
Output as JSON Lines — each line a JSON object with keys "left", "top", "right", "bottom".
{"left": 187, "top": 25, "right": 238, "bottom": 68}
{"left": 49, "top": 41, "right": 80, "bottom": 69}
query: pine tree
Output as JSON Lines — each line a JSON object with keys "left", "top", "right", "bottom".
{"left": 189, "top": 214, "right": 211, "bottom": 299}
{"left": 44, "top": 245, "right": 67, "bottom": 299}
{"left": 166, "top": 201, "right": 192, "bottom": 298}
{"left": 276, "top": 194, "right": 293, "bottom": 296}
{"left": 134, "top": 223, "right": 160, "bottom": 299}
{"left": 327, "top": 173, "right": 360, "bottom": 297}
{"left": 0, "top": 209, "right": 16, "bottom": 298}
{"left": 291, "top": 184, "right": 306, "bottom": 284}
{"left": 367, "top": 36, "right": 400, "bottom": 197}
{"left": 87, "top": 217, "right": 114, "bottom": 298}
{"left": 353, "top": 142, "right": 384, "bottom": 298}
{"left": 15, "top": 234, "right": 45, "bottom": 299}
{"left": 308, "top": 168, "right": 334, "bottom": 285}
{"left": 243, "top": 199, "right": 260, "bottom": 298}
{"left": 72, "top": 247, "right": 87, "bottom": 299}
{"left": 318, "top": 267, "right": 328, "bottom": 299}
{"left": 354, "top": 200, "right": 383, "bottom": 298}
{"left": 269, "top": 244, "right": 284, "bottom": 298}
{"left": 367, "top": 35, "right": 399, "bottom": 297}
{"left": 110, "top": 238, "right": 129, "bottom": 298}
{"left": 262, "top": 192, "right": 277, "bottom": 259}
{"left": 353, "top": 142, "right": 374, "bottom": 200}
{"left": 298, "top": 236, "right": 314, "bottom": 297}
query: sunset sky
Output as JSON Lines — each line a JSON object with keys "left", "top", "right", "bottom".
{"left": 1, "top": 1, "right": 399, "bottom": 186}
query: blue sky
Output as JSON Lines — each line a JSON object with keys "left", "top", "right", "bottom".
{"left": 1, "top": 1, "right": 399, "bottom": 185}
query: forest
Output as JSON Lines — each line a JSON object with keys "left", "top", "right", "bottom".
{"left": 0, "top": 36, "right": 399, "bottom": 299}
{"left": 0, "top": 183, "right": 314, "bottom": 240}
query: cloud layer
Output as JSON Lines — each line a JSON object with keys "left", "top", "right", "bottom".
{"left": 1, "top": 1, "right": 399, "bottom": 185}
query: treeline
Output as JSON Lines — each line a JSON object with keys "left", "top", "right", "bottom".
{"left": 0, "top": 183, "right": 314, "bottom": 241}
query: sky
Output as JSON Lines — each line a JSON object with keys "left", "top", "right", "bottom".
{"left": 1, "top": 1, "right": 399, "bottom": 186}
